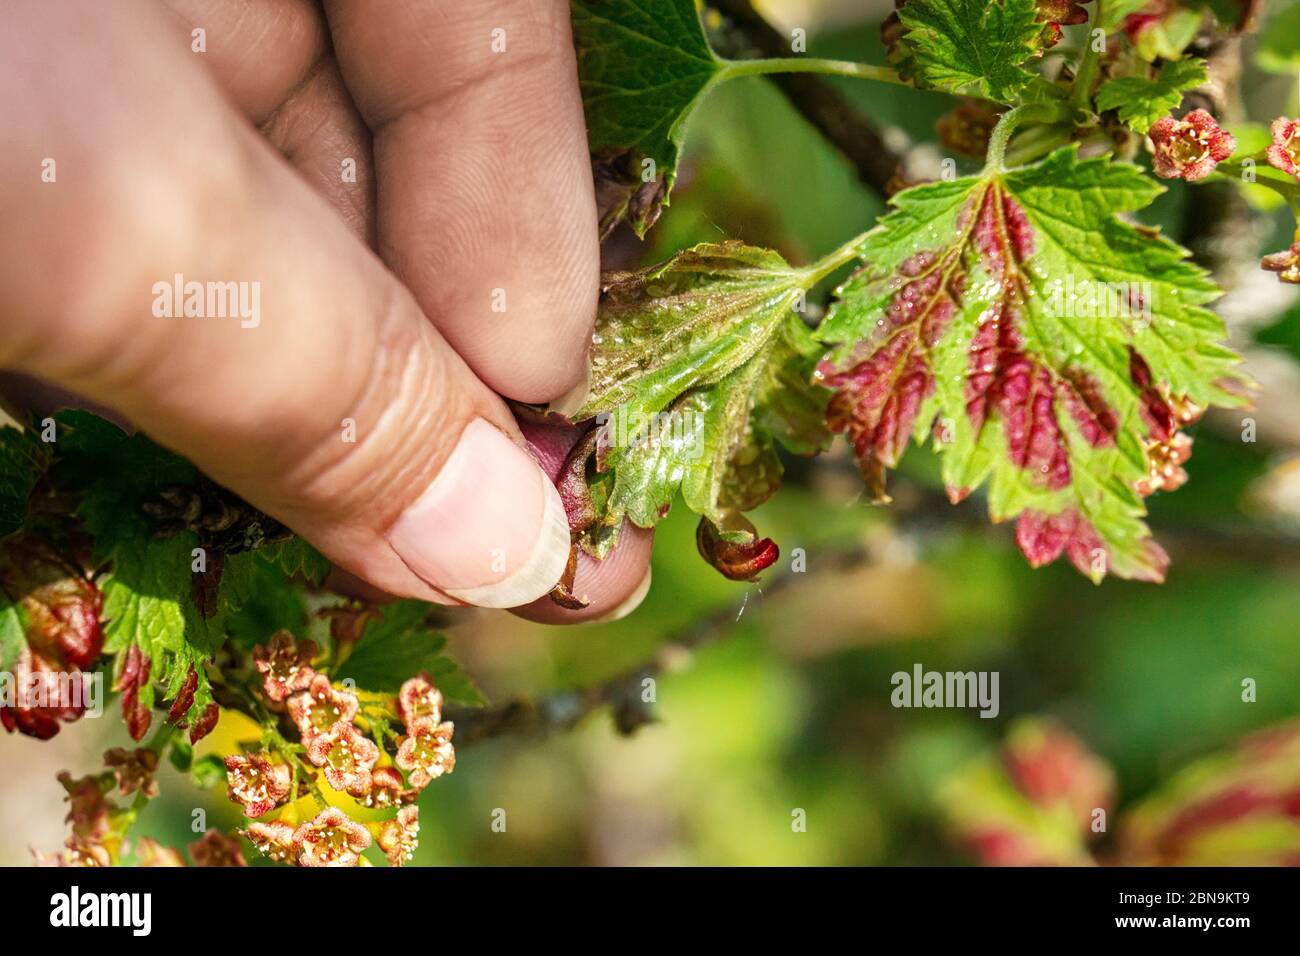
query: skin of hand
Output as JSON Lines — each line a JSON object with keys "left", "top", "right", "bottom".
{"left": 0, "top": 0, "right": 652, "bottom": 623}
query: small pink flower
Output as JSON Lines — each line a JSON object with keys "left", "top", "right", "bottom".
{"left": 1148, "top": 109, "right": 1235, "bottom": 181}
{"left": 1262, "top": 243, "right": 1300, "bottom": 284}
{"left": 188, "top": 829, "right": 247, "bottom": 867}
{"left": 395, "top": 716, "right": 456, "bottom": 790}
{"left": 292, "top": 807, "right": 371, "bottom": 867}
{"left": 57, "top": 771, "right": 111, "bottom": 839}
{"left": 243, "top": 820, "right": 297, "bottom": 864}
{"left": 224, "top": 754, "right": 292, "bottom": 818}
{"left": 104, "top": 747, "right": 160, "bottom": 798}
{"left": 1267, "top": 117, "right": 1300, "bottom": 178}
{"left": 397, "top": 674, "right": 444, "bottom": 729}
{"left": 376, "top": 806, "right": 420, "bottom": 867}
{"left": 349, "top": 767, "right": 416, "bottom": 808}
{"left": 286, "top": 674, "right": 359, "bottom": 741}
{"left": 305, "top": 723, "right": 381, "bottom": 793}
{"left": 253, "top": 631, "right": 318, "bottom": 703}
{"left": 35, "top": 837, "right": 112, "bottom": 868}
{"left": 134, "top": 837, "right": 186, "bottom": 867}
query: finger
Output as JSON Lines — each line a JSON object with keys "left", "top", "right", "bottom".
{"left": 0, "top": 0, "right": 570, "bottom": 608}
{"left": 511, "top": 420, "right": 653, "bottom": 623}
{"left": 160, "top": 0, "right": 377, "bottom": 243}
{"left": 511, "top": 523, "right": 653, "bottom": 624}
{"left": 321, "top": 0, "right": 600, "bottom": 403}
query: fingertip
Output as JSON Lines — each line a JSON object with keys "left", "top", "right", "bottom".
{"left": 510, "top": 522, "right": 654, "bottom": 624}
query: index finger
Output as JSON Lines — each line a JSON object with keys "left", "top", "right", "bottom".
{"left": 322, "top": 0, "right": 600, "bottom": 404}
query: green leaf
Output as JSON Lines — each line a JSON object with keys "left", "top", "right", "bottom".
{"left": 1131, "top": 7, "right": 1205, "bottom": 62}
{"left": 817, "top": 147, "right": 1246, "bottom": 582}
{"left": 225, "top": 556, "right": 309, "bottom": 648}
{"left": 898, "top": 0, "right": 1042, "bottom": 103}
{"left": 0, "top": 592, "right": 23, "bottom": 672}
{"left": 1096, "top": 59, "right": 1208, "bottom": 135}
{"left": 1099, "top": 0, "right": 1155, "bottom": 32}
{"left": 0, "top": 426, "right": 45, "bottom": 540}
{"left": 559, "top": 241, "right": 832, "bottom": 554}
{"left": 53, "top": 412, "right": 220, "bottom": 718}
{"left": 336, "top": 600, "right": 483, "bottom": 705}
{"left": 259, "top": 537, "right": 330, "bottom": 587}
{"left": 168, "top": 737, "right": 194, "bottom": 773}
{"left": 190, "top": 753, "right": 228, "bottom": 791}
{"left": 572, "top": 0, "right": 722, "bottom": 237}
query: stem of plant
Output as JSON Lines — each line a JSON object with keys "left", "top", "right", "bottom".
{"left": 1070, "top": 0, "right": 1104, "bottom": 114}
{"left": 1002, "top": 123, "right": 1074, "bottom": 167}
{"left": 804, "top": 231, "right": 870, "bottom": 286}
{"left": 985, "top": 103, "right": 1073, "bottom": 173}
{"left": 1213, "top": 162, "right": 1300, "bottom": 202}
{"left": 720, "top": 56, "right": 907, "bottom": 88}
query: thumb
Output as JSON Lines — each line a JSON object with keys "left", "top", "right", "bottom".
{"left": 0, "top": 4, "right": 570, "bottom": 607}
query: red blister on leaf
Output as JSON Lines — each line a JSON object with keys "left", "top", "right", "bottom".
{"left": 0, "top": 534, "right": 104, "bottom": 739}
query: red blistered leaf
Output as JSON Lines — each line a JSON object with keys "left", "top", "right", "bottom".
{"left": 188, "top": 702, "right": 219, "bottom": 744}
{"left": 1003, "top": 720, "right": 1115, "bottom": 823}
{"left": 816, "top": 148, "right": 1246, "bottom": 582}
{"left": 116, "top": 644, "right": 153, "bottom": 742}
{"left": 818, "top": 249, "right": 958, "bottom": 501}
{"left": 165, "top": 666, "right": 198, "bottom": 725}
{"left": 0, "top": 534, "right": 104, "bottom": 739}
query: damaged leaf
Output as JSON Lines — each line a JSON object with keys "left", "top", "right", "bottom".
{"left": 555, "top": 241, "right": 833, "bottom": 574}
{"left": 572, "top": 0, "right": 723, "bottom": 237}
{"left": 816, "top": 146, "right": 1247, "bottom": 581}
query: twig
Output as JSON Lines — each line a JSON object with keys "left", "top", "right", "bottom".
{"left": 1181, "top": 34, "right": 1255, "bottom": 289}
{"left": 445, "top": 543, "right": 872, "bottom": 746}
{"left": 708, "top": 0, "right": 902, "bottom": 198}
{"left": 446, "top": 465, "right": 1300, "bottom": 748}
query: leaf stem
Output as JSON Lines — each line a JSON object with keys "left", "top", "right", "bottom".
{"left": 803, "top": 231, "right": 870, "bottom": 285}
{"left": 1070, "top": 0, "right": 1104, "bottom": 113}
{"left": 1213, "top": 162, "right": 1300, "bottom": 201}
{"left": 720, "top": 56, "right": 906, "bottom": 88}
{"left": 984, "top": 103, "right": 1072, "bottom": 173}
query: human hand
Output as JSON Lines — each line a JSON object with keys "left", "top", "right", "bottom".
{"left": 0, "top": 0, "right": 652, "bottom": 620}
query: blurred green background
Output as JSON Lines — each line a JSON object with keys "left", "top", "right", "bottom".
{"left": 4, "top": 0, "right": 1300, "bottom": 866}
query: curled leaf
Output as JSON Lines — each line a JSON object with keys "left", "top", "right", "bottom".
{"left": 695, "top": 516, "right": 778, "bottom": 582}
{"left": 0, "top": 533, "right": 104, "bottom": 740}
{"left": 547, "top": 544, "right": 590, "bottom": 610}
{"left": 555, "top": 241, "right": 832, "bottom": 579}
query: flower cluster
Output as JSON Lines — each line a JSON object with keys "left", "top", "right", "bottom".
{"left": 35, "top": 617, "right": 458, "bottom": 869}
{"left": 1257, "top": 117, "right": 1300, "bottom": 284}
{"left": 395, "top": 675, "right": 456, "bottom": 788}
{"left": 229, "top": 633, "right": 455, "bottom": 867}
{"left": 35, "top": 747, "right": 246, "bottom": 867}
